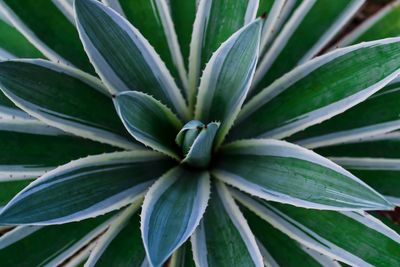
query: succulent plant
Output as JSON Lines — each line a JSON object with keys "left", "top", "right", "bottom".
{"left": 0, "top": 0, "right": 400, "bottom": 266}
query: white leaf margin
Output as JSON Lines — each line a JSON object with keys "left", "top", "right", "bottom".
{"left": 0, "top": 150, "right": 163, "bottom": 225}
{"left": 191, "top": 181, "right": 263, "bottom": 267}
{"left": 239, "top": 37, "right": 400, "bottom": 140}
{"left": 74, "top": 0, "right": 190, "bottom": 120}
{"left": 232, "top": 189, "right": 400, "bottom": 267}
{"left": 213, "top": 139, "right": 393, "bottom": 211}
{"left": 141, "top": 166, "right": 210, "bottom": 267}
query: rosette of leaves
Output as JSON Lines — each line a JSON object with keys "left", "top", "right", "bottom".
{"left": 0, "top": 0, "right": 400, "bottom": 266}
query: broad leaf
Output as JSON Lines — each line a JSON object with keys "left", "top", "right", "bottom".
{"left": 191, "top": 181, "right": 263, "bottom": 267}
{"left": 0, "top": 119, "right": 116, "bottom": 179}
{"left": 75, "top": 0, "right": 189, "bottom": 119}
{"left": 0, "top": 13, "right": 42, "bottom": 59}
{"left": 194, "top": 19, "right": 262, "bottom": 147}
{"left": 0, "top": 151, "right": 174, "bottom": 224}
{"left": 169, "top": 242, "right": 196, "bottom": 267}
{"left": 115, "top": 0, "right": 188, "bottom": 90}
{"left": 291, "top": 81, "right": 400, "bottom": 148}
{"left": 0, "top": 59, "right": 136, "bottom": 149}
{"left": 0, "top": 179, "right": 31, "bottom": 209}
{"left": 141, "top": 166, "right": 210, "bottom": 267}
{"left": 252, "top": 0, "right": 363, "bottom": 93}
{"left": 0, "top": 0, "right": 93, "bottom": 73}
{"left": 85, "top": 203, "right": 146, "bottom": 267}
{"left": 213, "top": 139, "right": 393, "bottom": 210}
{"left": 115, "top": 91, "right": 182, "bottom": 159}
{"left": 234, "top": 191, "right": 400, "bottom": 267}
{"left": 338, "top": 1, "right": 400, "bottom": 46}
{"left": 0, "top": 212, "right": 115, "bottom": 266}
{"left": 231, "top": 37, "right": 400, "bottom": 141}
{"left": 242, "top": 205, "right": 340, "bottom": 267}
{"left": 188, "top": 0, "right": 258, "bottom": 107}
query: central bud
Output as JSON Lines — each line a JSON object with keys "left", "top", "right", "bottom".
{"left": 175, "top": 120, "right": 220, "bottom": 168}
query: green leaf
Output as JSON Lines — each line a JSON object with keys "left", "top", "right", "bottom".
{"left": 0, "top": 0, "right": 94, "bottom": 73}
{"left": 115, "top": 91, "right": 182, "bottom": 159}
{"left": 194, "top": 19, "right": 262, "bottom": 147}
{"left": 188, "top": 0, "right": 258, "bottom": 107}
{"left": 176, "top": 121, "right": 220, "bottom": 168}
{"left": 0, "top": 59, "right": 136, "bottom": 149}
{"left": 141, "top": 166, "right": 210, "bottom": 267}
{"left": 75, "top": 0, "right": 189, "bottom": 120}
{"left": 214, "top": 139, "right": 393, "bottom": 210}
{"left": 0, "top": 150, "right": 174, "bottom": 224}
{"left": 234, "top": 190, "right": 400, "bottom": 267}
{"left": 339, "top": 1, "right": 400, "bottom": 46}
{"left": 85, "top": 203, "right": 146, "bottom": 267}
{"left": 0, "top": 14, "right": 43, "bottom": 59}
{"left": 191, "top": 181, "right": 263, "bottom": 267}
{"left": 116, "top": 0, "right": 188, "bottom": 91}
{"left": 0, "top": 119, "right": 117, "bottom": 180}
{"left": 242, "top": 205, "right": 339, "bottom": 267}
{"left": 169, "top": 242, "right": 196, "bottom": 267}
{"left": 0, "top": 179, "right": 31, "bottom": 209}
{"left": 252, "top": 0, "right": 363, "bottom": 93}
{"left": 232, "top": 37, "right": 400, "bottom": 141}
{"left": 169, "top": 0, "right": 197, "bottom": 70}
{"left": 0, "top": 212, "right": 116, "bottom": 266}
{"left": 290, "top": 81, "right": 400, "bottom": 149}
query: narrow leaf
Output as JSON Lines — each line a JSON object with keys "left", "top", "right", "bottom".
{"left": 0, "top": 59, "right": 136, "bottom": 149}
{"left": 191, "top": 181, "right": 263, "bottom": 267}
{"left": 0, "top": 151, "right": 174, "bottom": 224}
{"left": 234, "top": 190, "right": 400, "bottom": 267}
{"left": 188, "top": 0, "right": 258, "bottom": 107}
{"left": 116, "top": 0, "right": 188, "bottom": 91}
{"left": 0, "top": 119, "right": 116, "bottom": 180}
{"left": 85, "top": 202, "right": 146, "bottom": 267}
{"left": 194, "top": 19, "right": 262, "bottom": 147}
{"left": 0, "top": 213, "right": 116, "bottom": 266}
{"left": 0, "top": 0, "right": 94, "bottom": 73}
{"left": 232, "top": 37, "right": 400, "bottom": 141}
{"left": 115, "top": 91, "right": 182, "bottom": 159}
{"left": 252, "top": 0, "right": 363, "bottom": 93}
{"left": 141, "top": 166, "right": 210, "bottom": 267}
{"left": 338, "top": 1, "right": 400, "bottom": 46}
{"left": 291, "top": 81, "right": 400, "bottom": 149}
{"left": 213, "top": 139, "right": 393, "bottom": 210}
{"left": 75, "top": 0, "right": 189, "bottom": 119}
{"left": 242, "top": 205, "right": 340, "bottom": 267}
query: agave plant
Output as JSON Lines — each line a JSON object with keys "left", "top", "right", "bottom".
{"left": 1, "top": 0, "right": 400, "bottom": 266}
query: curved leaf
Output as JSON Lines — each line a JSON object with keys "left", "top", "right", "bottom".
{"left": 115, "top": 91, "right": 182, "bottom": 159}
{"left": 0, "top": 0, "right": 93, "bottom": 73}
{"left": 291, "top": 81, "right": 400, "bottom": 148}
{"left": 234, "top": 190, "right": 400, "bottom": 267}
{"left": 232, "top": 37, "right": 400, "bottom": 141}
{"left": 214, "top": 139, "right": 393, "bottom": 210}
{"left": 85, "top": 203, "right": 146, "bottom": 267}
{"left": 0, "top": 59, "right": 136, "bottom": 149}
{"left": 114, "top": 0, "right": 188, "bottom": 91}
{"left": 194, "top": 19, "right": 262, "bottom": 147}
{"left": 0, "top": 212, "right": 116, "bottom": 266}
{"left": 0, "top": 119, "right": 116, "bottom": 180}
{"left": 0, "top": 151, "right": 175, "bottom": 225}
{"left": 169, "top": 0, "right": 197, "bottom": 70}
{"left": 191, "top": 181, "right": 263, "bottom": 267}
{"left": 252, "top": 0, "right": 363, "bottom": 93}
{"left": 141, "top": 166, "right": 210, "bottom": 267}
{"left": 188, "top": 0, "right": 258, "bottom": 107}
{"left": 338, "top": 1, "right": 400, "bottom": 46}
{"left": 0, "top": 12, "right": 42, "bottom": 59}
{"left": 242, "top": 205, "right": 340, "bottom": 267}
{"left": 75, "top": 0, "right": 189, "bottom": 119}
